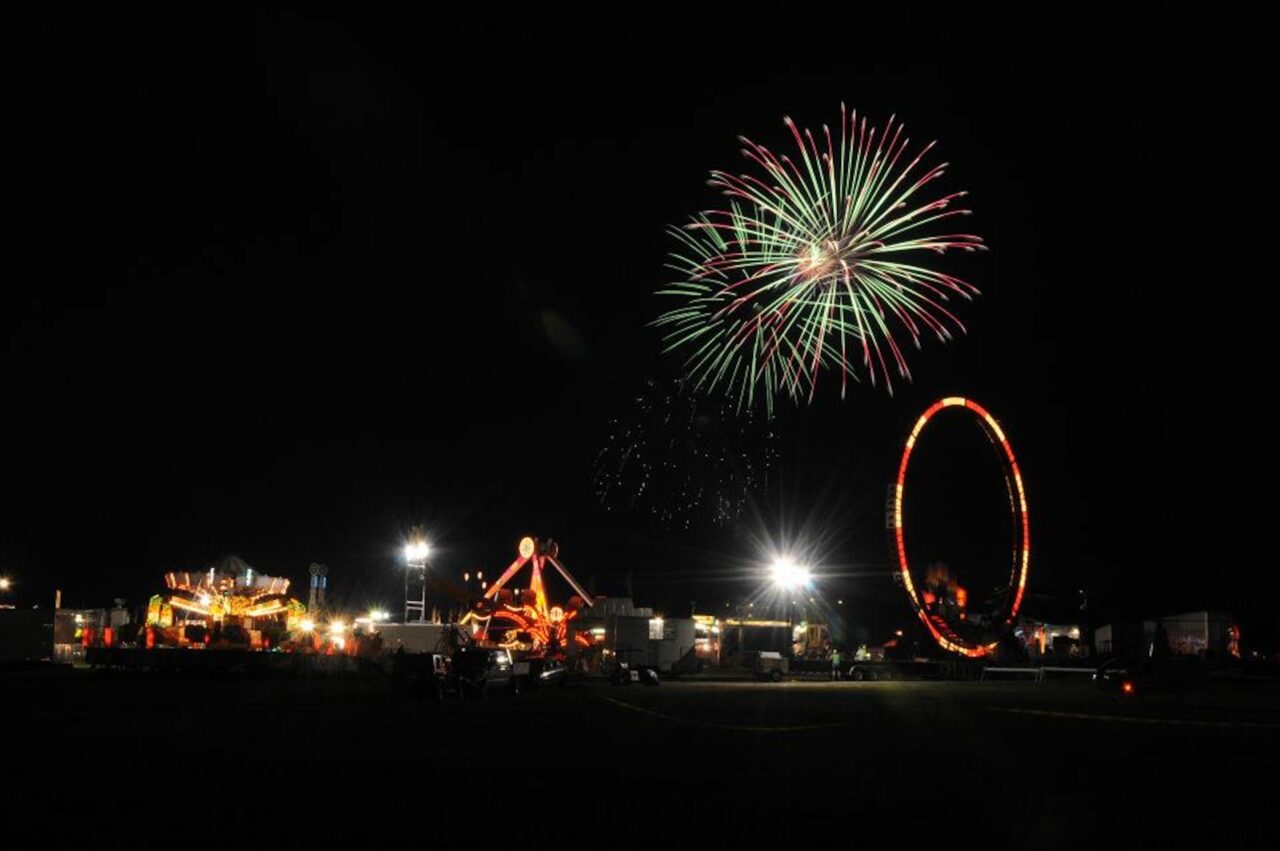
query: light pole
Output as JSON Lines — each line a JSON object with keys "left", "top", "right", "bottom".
{"left": 770, "top": 557, "right": 810, "bottom": 658}
{"left": 403, "top": 532, "right": 431, "bottom": 623}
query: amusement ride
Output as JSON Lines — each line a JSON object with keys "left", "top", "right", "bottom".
{"left": 889, "top": 397, "right": 1030, "bottom": 657}
{"left": 461, "top": 536, "right": 594, "bottom": 657}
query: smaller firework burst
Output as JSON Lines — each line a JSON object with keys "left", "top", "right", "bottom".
{"left": 593, "top": 378, "right": 779, "bottom": 529}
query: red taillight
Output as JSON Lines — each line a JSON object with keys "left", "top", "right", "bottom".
{"left": 1122, "top": 681, "right": 1135, "bottom": 694}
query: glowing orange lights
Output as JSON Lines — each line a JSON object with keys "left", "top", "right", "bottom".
{"left": 461, "top": 536, "right": 593, "bottom": 657}
{"left": 144, "top": 565, "right": 307, "bottom": 648}
{"left": 1122, "top": 681, "right": 1135, "bottom": 695}
{"left": 891, "top": 397, "right": 1030, "bottom": 658}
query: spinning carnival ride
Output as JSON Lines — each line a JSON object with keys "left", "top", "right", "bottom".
{"left": 889, "top": 397, "right": 1030, "bottom": 658}
{"left": 146, "top": 558, "right": 307, "bottom": 647}
{"left": 462, "top": 537, "right": 594, "bottom": 657}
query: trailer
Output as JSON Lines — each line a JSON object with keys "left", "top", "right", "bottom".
{"left": 377, "top": 623, "right": 465, "bottom": 655}
{"left": 745, "top": 650, "right": 788, "bottom": 682}
{"left": 1161, "top": 611, "right": 1239, "bottom": 659}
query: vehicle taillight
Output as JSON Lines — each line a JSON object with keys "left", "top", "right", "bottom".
{"left": 1122, "top": 681, "right": 1135, "bottom": 694}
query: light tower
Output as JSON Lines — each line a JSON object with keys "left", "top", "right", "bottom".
{"left": 770, "top": 556, "right": 811, "bottom": 657}
{"left": 308, "top": 563, "right": 328, "bottom": 614}
{"left": 403, "top": 528, "right": 430, "bottom": 623}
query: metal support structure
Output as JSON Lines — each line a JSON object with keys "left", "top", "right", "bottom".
{"left": 462, "top": 536, "right": 594, "bottom": 652}
{"left": 308, "top": 563, "right": 328, "bottom": 614}
{"left": 403, "top": 528, "right": 431, "bottom": 624}
{"left": 405, "top": 557, "right": 427, "bottom": 623}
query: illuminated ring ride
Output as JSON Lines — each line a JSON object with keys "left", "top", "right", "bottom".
{"left": 890, "top": 397, "right": 1029, "bottom": 657}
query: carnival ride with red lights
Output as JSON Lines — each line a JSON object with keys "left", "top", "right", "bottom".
{"left": 145, "top": 558, "right": 307, "bottom": 649}
{"left": 889, "top": 397, "right": 1030, "bottom": 658}
{"left": 461, "top": 537, "right": 594, "bottom": 658}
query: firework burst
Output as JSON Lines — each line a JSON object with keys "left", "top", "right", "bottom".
{"left": 656, "top": 105, "right": 984, "bottom": 410}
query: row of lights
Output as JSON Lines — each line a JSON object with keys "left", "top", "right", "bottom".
{"left": 297, "top": 608, "right": 390, "bottom": 635}
{"left": 0, "top": 537, "right": 822, "bottom": 626}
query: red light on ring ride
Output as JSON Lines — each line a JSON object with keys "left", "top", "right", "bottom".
{"left": 891, "top": 397, "right": 1030, "bottom": 658}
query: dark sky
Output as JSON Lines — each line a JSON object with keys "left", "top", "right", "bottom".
{"left": 4, "top": 8, "right": 1270, "bottom": 645}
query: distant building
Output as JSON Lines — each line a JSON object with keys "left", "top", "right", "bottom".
{"left": 1094, "top": 611, "right": 1240, "bottom": 660}
{"left": 570, "top": 597, "right": 696, "bottom": 672}
{"left": 375, "top": 622, "right": 463, "bottom": 655}
{"left": 580, "top": 596, "right": 652, "bottom": 618}
{"left": 1094, "top": 620, "right": 1158, "bottom": 657}
{"left": 54, "top": 609, "right": 97, "bottom": 658}
{"left": 54, "top": 608, "right": 130, "bottom": 663}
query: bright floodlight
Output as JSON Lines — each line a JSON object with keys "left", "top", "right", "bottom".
{"left": 0, "top": 577, "right": 11, "bottom": 591}
{"left": 770, "top": 557, "right": 810, "bottom": 590}
{"left": 300, "top": 618, "right": 315, "bottom": 632}
{"left": 329, "top": 621, "right": 345, "bottom": 636}
{"left": 404, "top": 540, "right": 431, "bottom": 562}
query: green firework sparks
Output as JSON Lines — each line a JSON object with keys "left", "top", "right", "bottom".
{"left": 655, "top": 105, "right": 984, "bottom": 411}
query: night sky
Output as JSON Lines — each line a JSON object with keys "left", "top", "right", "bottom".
{"left": 4, "top": 8, "right": 1269, "bottom": 647}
